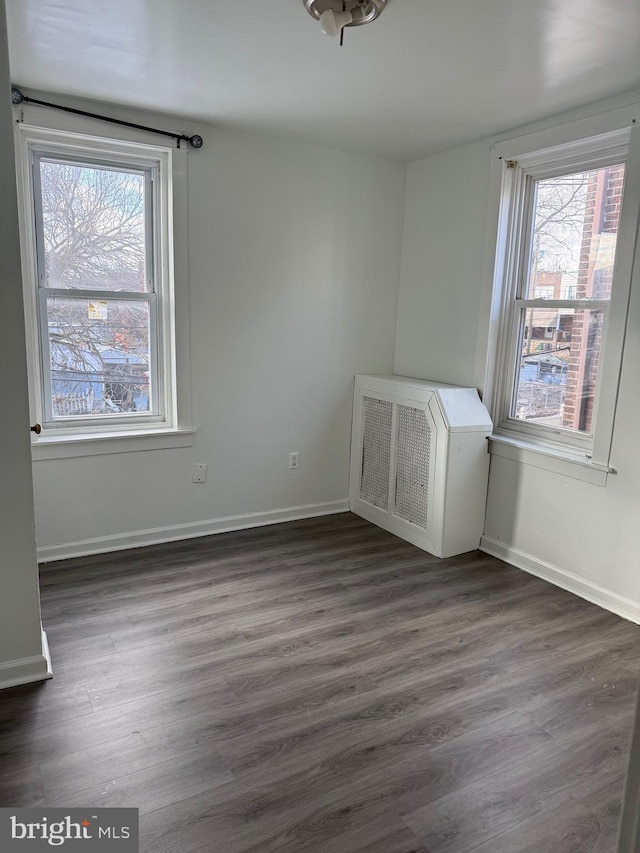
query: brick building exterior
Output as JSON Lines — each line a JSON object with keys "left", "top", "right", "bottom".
{"left": 561, "top": 163, "right": 625, "bottom": 432}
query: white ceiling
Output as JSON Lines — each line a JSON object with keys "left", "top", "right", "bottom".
{"left": 6, "top": 0, "right": 640, "bottom": 161}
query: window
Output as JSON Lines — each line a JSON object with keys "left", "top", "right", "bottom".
{"left": 17, "top": 127, "right": 180, "bottom": 441}
{"left": 491, "top": 127, "right": 634, "bottom": 467}
{"left": 532, "top": 285, "right": 554, "bottom": 299}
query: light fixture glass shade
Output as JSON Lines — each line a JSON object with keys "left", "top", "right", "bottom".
{"left": 303, "top": 1, "right": 387, "bottom": 29}
{"left": 319, "top": 9, "right": 354, "bottom": 36}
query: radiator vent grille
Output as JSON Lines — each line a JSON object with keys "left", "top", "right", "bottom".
{"left": 394, "top": 404, "right": 430, "bottom": 529}
{"left": 350, "top": 376, "right": 492, "bottom": 558}
{"left": 360, "top": 396, "right": 392, "bottom": 509}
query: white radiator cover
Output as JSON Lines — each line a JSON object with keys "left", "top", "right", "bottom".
{"left": 349, "top": 375, "right": 492, "bottom": 558}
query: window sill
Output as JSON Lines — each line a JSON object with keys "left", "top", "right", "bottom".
{"left": 488, "top": 433, "right": 614, "bottom": 486}
{"left": 31, "top": 428, "right": 196, "bottom": 461}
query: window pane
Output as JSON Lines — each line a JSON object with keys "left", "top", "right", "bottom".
{"left": 513, "top": 307, "right": 604, "bottom": 433}
{"left": 46, "top": 297, "right": 151, "bottom": 418}
{"left": 39, "top": 160, "right": 148, "bottom": 292}
{"left": 526, "top": 164, "right": 625, "bottom": 301}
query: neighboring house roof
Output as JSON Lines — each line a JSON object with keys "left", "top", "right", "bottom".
{"left": 50, "top": 343, "right": 147, "bottom": 375}
{"left": 523, "top": 353, "right": 568, "bottom": 369}
{"left": 99, "top": 347, "right": 147, "bottom": 366}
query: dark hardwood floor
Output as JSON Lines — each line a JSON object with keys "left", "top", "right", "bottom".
{"left": 1, "top": 512, "right": 639, "bottom": 852}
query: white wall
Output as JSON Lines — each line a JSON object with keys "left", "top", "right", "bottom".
{"left": 394, "top": 141, "right": 491, "bottom": 385}
{"left": 20, "top": 98, "right": 406, "bottom": 557}
{"left": 395, "top": 93, "right": 640, "bottom": 620}
{"left": 0, "top": 1, "right": 50, "bottom": 687}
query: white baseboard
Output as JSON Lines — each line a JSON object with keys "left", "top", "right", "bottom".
{"left": 0, "top": 629, "right": 53, "bottom": 690}
{"left": 481, "top": 535, "right": 640, "bottom": 625}
{"left": 37, "top": 500, "right": 350, "bottom": 563}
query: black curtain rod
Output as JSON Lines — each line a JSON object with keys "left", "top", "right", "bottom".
{"left": 11, "top": 87, "right": 204, "bottom": 149}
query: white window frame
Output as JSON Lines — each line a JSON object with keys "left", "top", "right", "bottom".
{"left": 486, "top": 118, "right": 640, "bottom": 484}
{"left": 15, "top": 125, "right": 194, "bottom": 457}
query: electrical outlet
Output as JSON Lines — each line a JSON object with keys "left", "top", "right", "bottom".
{"left": 192, "top": 463, "right": 207, "bottom": 483}
{"left": 289, "top": 452, "right": 299, "bottom": 470}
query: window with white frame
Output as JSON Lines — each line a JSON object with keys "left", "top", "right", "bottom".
{"left": 491, "top": 127, "right": 635, "bottom": 465}
{"left": 17, "top": 128, "right": 177, "bottom": 436}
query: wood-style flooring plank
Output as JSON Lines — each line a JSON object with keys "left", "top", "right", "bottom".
{"left": 1, "top": 512, "right": 638, "bottom": 853}
{"left": 45, "top": 747, "right": 235, "bottom": 814}
{"left": 464, "top": 796, "right": 615, "bottom": 853}
{"left": 403, "top": 718, "right": 629, "bottom": 853}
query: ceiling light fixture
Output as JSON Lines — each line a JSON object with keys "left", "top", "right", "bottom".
{"left": 303, "top": 0, "right": 387, "bottom": 46}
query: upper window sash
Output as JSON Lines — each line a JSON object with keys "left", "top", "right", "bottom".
{"left": 31, "top": 152, "right": 157, "bottom": 296}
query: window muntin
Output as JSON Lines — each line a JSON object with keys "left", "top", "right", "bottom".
{"left": 27, "top": 146, "right": 170, "bottom": 431}
{"left": 499, "top": 157, "right": 627, "bottom": 449}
